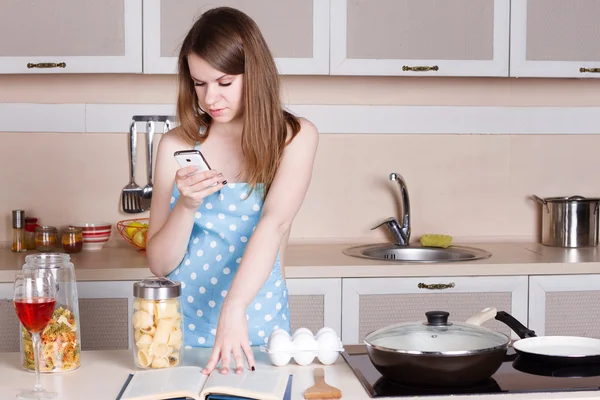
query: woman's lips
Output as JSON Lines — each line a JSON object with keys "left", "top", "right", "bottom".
{"left": 209, "top": 108, "right": 225, "bottom": 117}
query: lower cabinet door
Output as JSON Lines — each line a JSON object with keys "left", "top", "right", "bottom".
{"left": 287, "top": 278, "right": 342, "bottom": 336}
{"left": 342, "top": 276, "right": 529, "bottom": 344}
{"left": 0, "top": 283, "right": 20, "bottom": 352}
{"left": 529, "top": 274, "right": 600, "bottom": 338}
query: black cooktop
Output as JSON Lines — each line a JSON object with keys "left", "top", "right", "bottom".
{"left": 342, "top": 345, "right": 600, "bottom": 397}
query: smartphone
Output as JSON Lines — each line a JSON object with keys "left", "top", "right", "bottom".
{"left": 173, "top": 150, "right": 226, "bottom": 185}
{"left": 174, "top": 149, "right": 211, "bottom": 172}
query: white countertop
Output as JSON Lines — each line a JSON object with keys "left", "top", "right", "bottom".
{"left": 1, "top": 242, "right": 600, "bottom": 283}
{"left": 2, "top": 348, "right": 600, "bottom": 400}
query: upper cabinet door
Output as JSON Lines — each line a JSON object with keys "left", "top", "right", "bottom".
{"left": 0, "top": 0, "right": 142, "bottom": 74}
{"left": 143, "top": 0, "right": 330, "bottom": 75}
{"left": 330, "top": 0, "right": 510, "bottom": 77}
{"left": 510, "top": 0, "right": 600, "bottom": 78}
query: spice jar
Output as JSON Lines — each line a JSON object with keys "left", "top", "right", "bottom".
{"left": 24, "top": 217, "right": 39, "bottom": 250}
{"left": 132, "top": 277, "right": 183, "bottom": 369}
{"left": 35, "top": 226, "right": 58, "bottom": 252}
{"left": 20, "top": 253, "right": 81, "bottom": 372}
{"left": 62, "top": 227, "right": 83, "bottom": 253}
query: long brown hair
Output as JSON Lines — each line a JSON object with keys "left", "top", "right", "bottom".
{"left": 176, "top": 7, "right": 300, "bottom": 197}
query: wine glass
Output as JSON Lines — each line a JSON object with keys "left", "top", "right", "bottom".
{"left": 13, "top": 271, "right": 58, "bottom": 399}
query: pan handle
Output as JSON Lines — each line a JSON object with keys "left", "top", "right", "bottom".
{"left": 531, "top": 195, "right": 546, "bottom": 205}
{"left": 495, "top": 311, "right": 537, "bottom": 339}
{"left": 464, "top": 307, "right": 497, "bottom": 326}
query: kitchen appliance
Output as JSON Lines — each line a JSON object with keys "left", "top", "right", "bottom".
{"left": 363, "top": 308, "right": 507, "bottom": 387}
{"left": 495, "top": 311, "right": 600, "bottom": 364}
{"left": 342, "top": 345, "right": 600, "bottom": 398}
{"left": 532, "top": 195, "right": 599, "bottom": 248}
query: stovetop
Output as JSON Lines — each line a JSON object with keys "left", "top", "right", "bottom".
{"left": 342, "top": 345, "right": 600, "bottom": 397}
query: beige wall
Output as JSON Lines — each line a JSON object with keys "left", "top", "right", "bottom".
{"left": 2, "top": 74, "right": 600, "bottom": 245}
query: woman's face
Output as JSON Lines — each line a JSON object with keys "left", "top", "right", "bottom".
{"left": 187, "top": 53, "right": 244, "bottom": 124}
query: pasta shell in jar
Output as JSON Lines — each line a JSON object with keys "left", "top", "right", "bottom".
{"left": 132, "top": 277, "right": 183, "bottom": 369}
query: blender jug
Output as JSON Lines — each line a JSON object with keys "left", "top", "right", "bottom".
{"left": 20, "top": 253, "right": 81, "bottom": 372}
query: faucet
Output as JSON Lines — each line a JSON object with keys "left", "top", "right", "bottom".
{"left": 371, "top": 173, "right": 411, "bottom": 246}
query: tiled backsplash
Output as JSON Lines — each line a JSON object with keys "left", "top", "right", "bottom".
{"left": 2, "top": 132, "right": 599, "bottom": 244}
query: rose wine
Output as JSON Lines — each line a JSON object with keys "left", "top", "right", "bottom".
{"left": 14, "top": 297, "right": 56, "bottom": 333}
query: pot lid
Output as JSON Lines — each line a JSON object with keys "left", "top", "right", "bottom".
{"left": 133, "top": 276, "right": 181, "bottom": 300}
{"left": 364, "top": 311, "right": 509, "bottom": 355}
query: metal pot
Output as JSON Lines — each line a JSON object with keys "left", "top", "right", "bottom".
{"left": 363, "top": 308, "right": 509, "bottom": 387}
{"left": 532, "top": 195, "right": 599, "bottom": 248}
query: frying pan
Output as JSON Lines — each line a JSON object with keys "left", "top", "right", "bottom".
{"left": 495, "top": 311, "right": 600, "bottom": 364}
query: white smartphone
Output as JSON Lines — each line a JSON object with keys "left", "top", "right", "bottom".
{"left": 174, "top": 150, "right": 226, "bottom": 185}
{"left": 174, "top": 149, "right": 212, "bottom": 172}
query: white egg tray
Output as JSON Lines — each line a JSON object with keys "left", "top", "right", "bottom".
{"left": 260, "top": 327, "right": 344, "bottom": 367}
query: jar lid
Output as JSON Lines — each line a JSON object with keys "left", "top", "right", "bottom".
{"left": 133, "top": 277, "right": 181, "bottom": 300}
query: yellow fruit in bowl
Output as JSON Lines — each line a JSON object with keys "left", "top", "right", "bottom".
{"left": 132, "top": 230, "right": 147, "bottom": 249}
{"left": 125, "top": 221, "right": 146, "bottom": 239}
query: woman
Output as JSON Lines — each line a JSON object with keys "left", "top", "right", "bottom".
{"left": 146, "top": 7, "right": 318, "bottom": 375}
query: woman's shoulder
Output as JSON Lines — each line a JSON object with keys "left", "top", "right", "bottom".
{"left": 158, "top": 127, "right": 195, "bottom": 152}
{"left": 292, "top": 116, "right": 318, "bottom": 141}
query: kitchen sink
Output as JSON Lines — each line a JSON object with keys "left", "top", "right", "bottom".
{"left": 342, "top": 243, "right": 492, "bottom": 263}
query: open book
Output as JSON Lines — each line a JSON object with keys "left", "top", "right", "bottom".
{"left": 117, "top": 366, "right": 292, "bottom": 400}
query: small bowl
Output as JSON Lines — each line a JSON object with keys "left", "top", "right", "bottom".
{"left": 71, "top": 223, "right": 112, "bottom": 251}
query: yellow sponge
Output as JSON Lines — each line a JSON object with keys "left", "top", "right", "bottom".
{"left": 420, "top": 234, "right": 453, "bottom": 248}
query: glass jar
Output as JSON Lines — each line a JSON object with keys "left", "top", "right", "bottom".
{"left": 132, "top": 277, "right": 183, "bottom": 369}
{"left": 20, "top": 253, "right": 81, "bottom": 373}
{"left": 24, "top": 217, "right": 39, "bottom": 251}
{"left": 62, "top": 227, "right": 83, "bottom": 254}
{"left": 35, "top": 226, "right": 58, "bottom": 252}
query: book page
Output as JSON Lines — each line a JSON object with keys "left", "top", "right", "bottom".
{"left": 121, "top": 366, "right": 208, "bottom": 400}
{"left": 200, "top": 369, "right": 287, "bottom": 400}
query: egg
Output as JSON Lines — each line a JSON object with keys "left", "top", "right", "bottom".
{"left": 271, "top": 328, "right": 291, "bottom": 338}
{"left": 316, "top": 330, "right": 343, "bottom": 365}
{"left": 266, "top": 330, "right": 295, "bottom": 367}
{"left": 292, "top": 330, "right": 318, "bottom": 366}
{"left": 315, "top": 327, "right": 335, "bottom": 338}
{"left": 292, "top": 327, "right": 313, "bottom": 340}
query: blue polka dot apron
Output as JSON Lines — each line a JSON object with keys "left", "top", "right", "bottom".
{"left": 167, "top": 143, "right": 290, "bottom": 348}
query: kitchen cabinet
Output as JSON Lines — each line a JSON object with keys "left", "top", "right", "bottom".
{"left": 0, "top": 0, "right": 142, "bottom": 74}
{"left": 529, "top": 275, "right": 600, "bottom": 338}
{"left": 0, "top": 278, "right": 342, "bottom": 352}
{"left": 287, "top": 278, "right": 342, "bottom": 335}
{"left": 510, "top": 0, "right": 600, "bottom": 78}
{"left": 330, "top": 0, "right": 510, "bottom": 77}
{"left": 341, "top": 276, "right": 529, "bottom": 344}
{"left": 0, "top": 281, "right": 134, "bottom": 353}
{"left": 142, "top": 0, "right": 330, "bottom": 74}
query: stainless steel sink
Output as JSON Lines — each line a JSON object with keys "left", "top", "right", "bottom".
{"left": 342, "top": 243, "right": 492, "bottom": 263}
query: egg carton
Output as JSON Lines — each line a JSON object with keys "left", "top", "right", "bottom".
{"left": 259, "top": 327, "right": 344, "bottom": 367}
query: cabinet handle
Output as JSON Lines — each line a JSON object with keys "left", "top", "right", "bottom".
{"left": 418, "top": 282, "right": 455, "bottom": 290}
{"left": 402, "top": 65, "right": 439, "bottom": 72}
{"left": 27, "top": 62, "right": 67, "bottom": 69}
{"left": 580, "top": 67, "right": 600, "bottom": 73}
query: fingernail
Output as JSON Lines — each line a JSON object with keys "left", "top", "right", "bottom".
{"left": 236, "top": 367, "right": 243, "bottom": 374}
{"left": 251, "top": 366, "right": 256, "bottom": 371}
{"left": 221, "top": 368, "right": 228, "bottom": 374}
{"left": 222, "top": 180, "right": 228, "bottom": 185}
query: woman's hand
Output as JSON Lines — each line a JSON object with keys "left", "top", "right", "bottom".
{"left": 175, "top": 167, "right": 226, "bottom": 210}
{"left": 202, "top": 299, "right": 256, "bottom": 375}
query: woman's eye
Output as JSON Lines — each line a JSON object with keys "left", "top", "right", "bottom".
{"left": 219, "top": 82, "right": 232, "bottom": 87}
{"left": 194, "top": 82, "right": 205, "bottom": 87}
